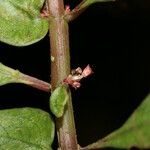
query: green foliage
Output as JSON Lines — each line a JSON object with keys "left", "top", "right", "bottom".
{"left": 0, "top": 63, "right": 21, "bottom": 85}
{"left": 0, "top": 108, "right": 54, "bottom": 150}
{"left": 0, "top": 0, "right": 48, "bottom": 46}
{"left": 78, "top": 0, "right": 114, "bottom": 10}
{"left": 85, "top": 0, "right": 115, "bottom": 5}
{"left": 50, "top": 85, "right": 69, "bottom": 118}
{"left": 85, "top": 94, "right": 150, "bottom": 149}
{"left": 0, "top": 63, "right": 30, "bottom": 86}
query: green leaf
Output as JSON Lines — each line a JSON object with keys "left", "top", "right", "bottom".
{"left": 0, "top": 107, "right": 54, "bottom": 150}
{"left": 0, "top": 0, "right": 48, "bottom": 46}
{"left": 50, "top": 85, "right": 69, "bottom": 118}
{"left": 0, "top": 63, "right": 21, "bottom": 85}
{"left": 0, "top": 63, "right": 29, "bottom": 86}
{"left": 84, "top": 94, "right": 150, "bottom": 149}
{"left": 78, "top": 0, "right": 115, "bottom": 11}
{"left": 86, "top": 0, "right": 115, "bottom": 4}
{"left": 0, "top": 63, "right": 51, "bottom": 92}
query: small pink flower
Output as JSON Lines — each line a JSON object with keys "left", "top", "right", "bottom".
{"left": 65, "top": 5, "right": 71, "bottom": 13}
{"left": 40, "top": 10, "right": 49, "bottom": 17}
{"left": 82, "top": 64, "right": 93, "bottom": 77}
{"left": 63, "top": 64, "right": 93, "bottom": 89}
{"left": 72, "top": 81, "right": 81, "bottom": 89}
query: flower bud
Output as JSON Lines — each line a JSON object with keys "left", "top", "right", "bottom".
{"left": 82, "top": 64, "right": 93, "bottom": 77}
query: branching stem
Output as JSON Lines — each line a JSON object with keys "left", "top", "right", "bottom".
{"left": 64, "top": 0, "right": 115, "bottom": 22}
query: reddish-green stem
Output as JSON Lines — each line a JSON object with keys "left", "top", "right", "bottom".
{"left": 64, "top": 0, "right": 115, "bottom": 22}
{"left": 47, "top": 0, "right": 78, "bottom": 149}
{"left": 64, "top": 2, "right": 87, "bottom": 22}
{"left": 19, "top": 73, "right": 50, "bottom": 92}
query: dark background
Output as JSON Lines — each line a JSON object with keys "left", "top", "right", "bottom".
{"left": 0, "top": 0, "right": 150, "bottom": 148}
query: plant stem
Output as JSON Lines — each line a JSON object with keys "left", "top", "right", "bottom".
{"left": 64, "top": 3, "right": 87, "bottom": 22}
{"left": 0, "top": 62, "right": 50, "bottom": 92}
{"left": 19, "top": 73, "right": 50, "bottom": 92}
{"left": 47, "top": 0, "right": 78, "bottom": 149}
{"left": 65, "top": 0, "right": 115, "bottom": 22}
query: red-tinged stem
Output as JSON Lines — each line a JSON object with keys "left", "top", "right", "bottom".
{"left": 47, "top": 0, "right": 78, "bottom": 149}
{"left": 65, "top": 0, "right": 115, "bottom": 22}
{"left": 19, "top": 73, "right": 50, "bottom": 92}
{"left": 64, "top": 3, "right": 87, "bottom": 22}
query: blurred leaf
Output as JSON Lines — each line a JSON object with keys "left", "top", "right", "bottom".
{"left": 50, "top": 85, "right": 69, "bottom": 118}
{"left": 86, "top": 0, "right": 115, "bottom": 4}
{"left": 77, "top": 0, "right": 115, "bottom": 11}
{"left": 0, "top": 108, "right": 54, "bottom": 150}
{"left": 0, "top": 0, "right": 48, "bottom": 46}
{"left": 84, "top": 94, "right": 150, "bottom": 149}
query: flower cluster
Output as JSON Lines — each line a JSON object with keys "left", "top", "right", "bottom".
{"left": 65, "top": 5, "right": 71, "bottom": 13}
{"left": 63, "top": 64, "right": 93, "bottom": 89}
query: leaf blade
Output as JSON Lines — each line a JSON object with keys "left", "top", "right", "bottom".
{"left": 77, "top": 0, "right": 115, "bottom": 11}
{"left": 50, "top": 85, "right": 69, "bottom": 118}
{"left": 0, "top": 0, "right": 48, "bottom": 46}
{"left": 0, "top": 63, "right": 30, "bottom": 86}
{"left": 0, "top": 108, "right": 54, "bottom": 150}
{"left": 84, "top": 94, "right": 150, "bottom": 149}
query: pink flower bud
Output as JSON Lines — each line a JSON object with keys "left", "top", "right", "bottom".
{"left": 65, "top": 5, "right": 71, "bottom": 13}
{"left": 72, "top": 81, "right": 81, "bottom": 89}
{"left": 82, "top": 64, "right": 93, "bottom": 77}
{"left": 63, "top": 64, "right": 93, "bottom": 89}
{"left": 40, "top": 10, "right": 49, "bottom": 17}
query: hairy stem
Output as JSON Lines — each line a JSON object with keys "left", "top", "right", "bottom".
{"left": 47, "top": 0, "right": 78, "bottom": 149}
